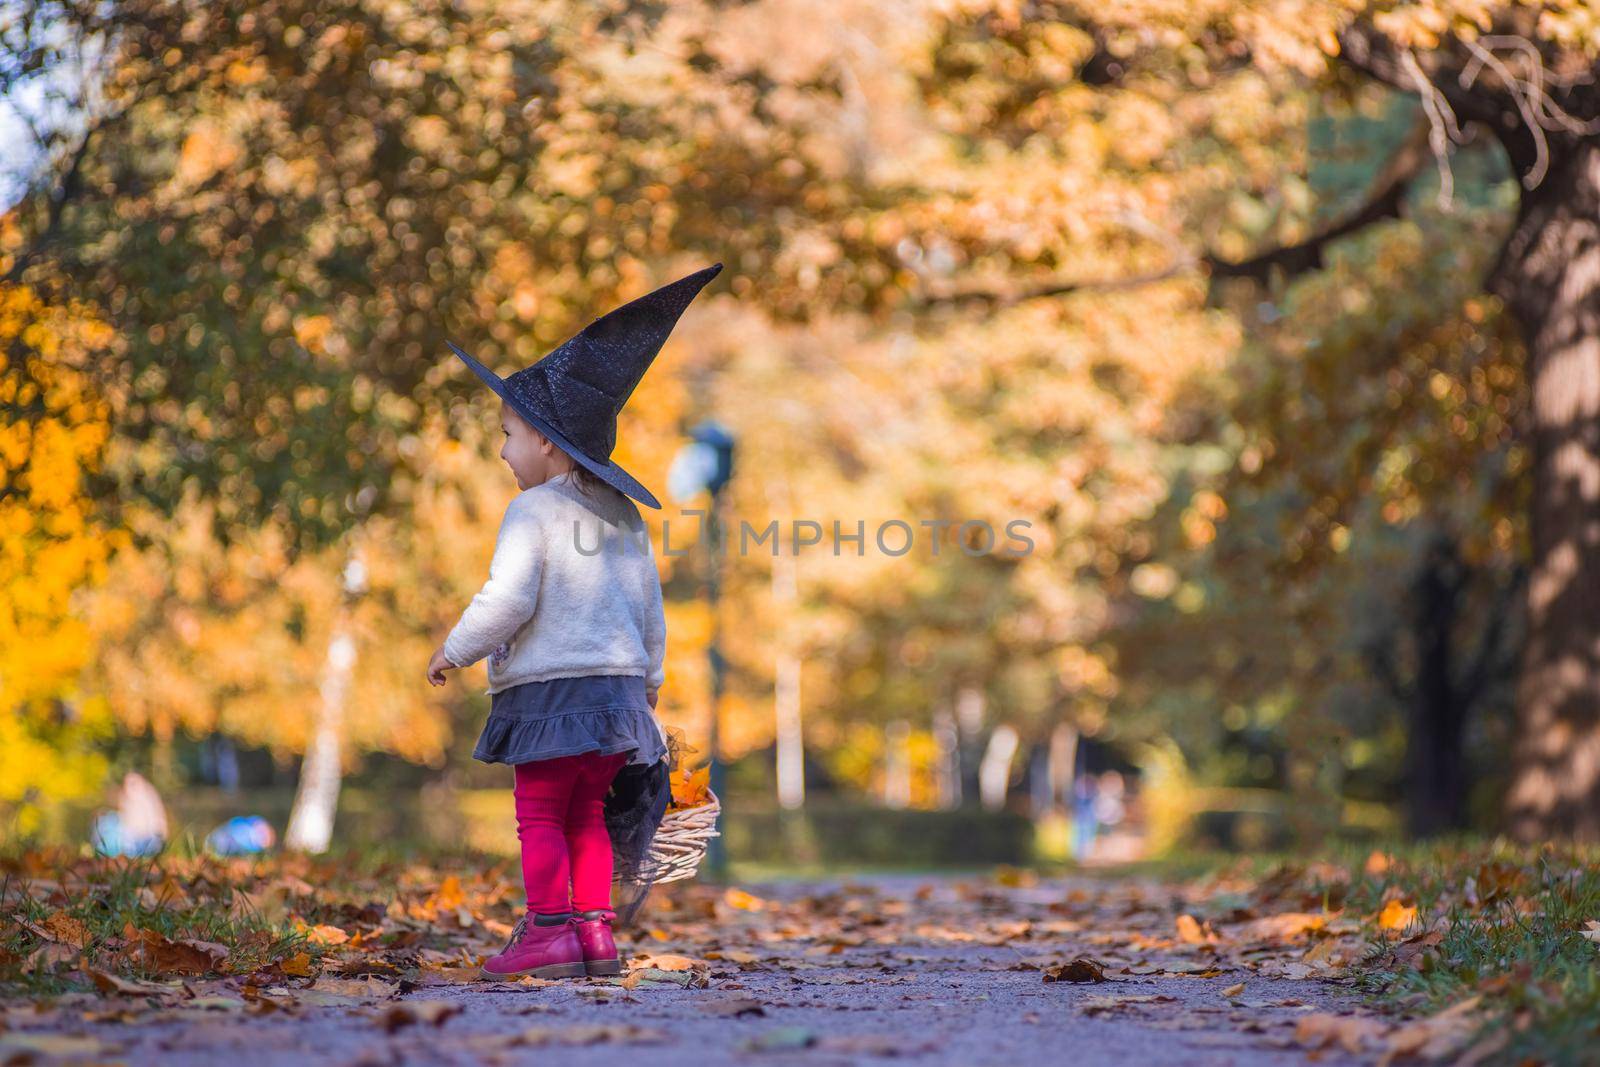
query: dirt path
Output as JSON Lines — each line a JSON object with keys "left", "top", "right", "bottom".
{"left": 1, "top": 874, "right": 1378, "bottom": 1066}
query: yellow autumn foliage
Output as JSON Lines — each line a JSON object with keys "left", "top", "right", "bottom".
{"left": 0, "top": 283, "right": 120, "bottom": 831}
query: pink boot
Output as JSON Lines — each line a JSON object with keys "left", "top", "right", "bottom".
{"left": 574, "top": 909, "right": 622, "bottom": 976}
{"left": 480, "top": 916, "right": 586, "bottom": 980}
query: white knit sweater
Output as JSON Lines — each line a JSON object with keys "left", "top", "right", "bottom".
{"left": 442, "top": 471, "right": 667, "bottom": 695}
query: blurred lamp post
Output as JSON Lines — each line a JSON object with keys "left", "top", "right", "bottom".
{"left": 667, "top": 420, "right": 736, "bottom": 881}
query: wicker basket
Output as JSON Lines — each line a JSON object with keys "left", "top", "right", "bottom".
{"left": 618, "top": 790, "right": 721, "bottom": 886}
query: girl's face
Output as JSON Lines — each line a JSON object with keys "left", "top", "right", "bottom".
{"left": 499, "top": 400, "right": 574, "bottom": 490}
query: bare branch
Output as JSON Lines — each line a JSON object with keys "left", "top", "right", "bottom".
{"left": 1204, "top": 119, "right": 1432, "bottom": 285}
{"left": 915, "top": 260, "right": 1194, "bottom": 308}
{"left": 1362, "top": 630, "right": 1415, "bottom": 706}
{"left": 917, "top": 122, "right": 1433, "bottom": 307}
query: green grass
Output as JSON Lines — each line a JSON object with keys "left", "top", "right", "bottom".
{"left": 1299, "top": 841, "right": 1600, "bottom": 1064}
{"left": 1052, "top": 839, "right": 1600, "bottom": 1063}
{"left": 1, "top": 850, "right": 310, "bottom": 996}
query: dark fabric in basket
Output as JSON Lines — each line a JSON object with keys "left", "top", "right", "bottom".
{"left": 605, "top": 757, "right": 671, "bottom": 880}
{"left": 473, "top": 674, "right": 667, "bottom": 768}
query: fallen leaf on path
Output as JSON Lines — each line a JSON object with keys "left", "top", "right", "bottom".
{"left": 1042, "top": 957, "right": 1107, "bottom": 983}
{"left": 1295, "top": 1013, "right": 1388, "bottom": 1053}
{"left": 377, "top": 1000, "right": 461, "bottom": 1031}
{"left": 1176, "top": 914, "right": 1216, "bottom": 944}
{"left": 129, "top": 930, "right": 229, "bottom": 976}
{"left": 618, "top": 966, "right": 708, "bottom": 989}
{"left": 700, "top": 997, "right": 765, "bottom": 1018}
{"left": 181, "top": 996, "right": 249, "bottom": 1011}
{"left": 629, "top": 953, "right": 709, "bottom": 972}
{"left": 309, "top": 976, "right": 399, "bottom": 1001}
{"left": 0, "top": 1034, "right": 108, "bottom": 1060}
{"left": 723, "top": 888, "right": 767, "bottom": 911}
{"left": 818, "top": 1033, "right": 934, "bottom": 1056}
{"left": 415, "top": 966, "right": 483, "bottom": 985}
{"left": 1379, "top": 997, "right": 1484, "bottom": 1065}
{"left": 1377, "top": 899, "right": 1419, "bottom": 934}
{"left": 508, "top": 1024, "right": 670, "bottom": 1047}
{"left": 40, "top": 911, "right": 91, "bottom": 948}
{"left": 300, "top": 923, "right": 349, "bottom": 947}
{"left": 1079, "top": 993, "right": 1178, "bottom": 1016}
{"left": 1221, "top": 982, "right": 1246, "bottom": 998}
{"left": 83, "top": 966, "right": 171, "bottom": 997}
{"left": 22, "top": 943, "right": 78, "bottom": 974}
{"left": 278, "top": 952, "right": 314, "bottom": 977}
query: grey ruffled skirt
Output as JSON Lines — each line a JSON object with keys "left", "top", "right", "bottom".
{"left": 473, "top": 674, "right": 667, "bottom": 768}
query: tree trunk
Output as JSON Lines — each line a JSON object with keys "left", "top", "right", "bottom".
{"left": 1048, "top": 721, "right": 1078, "bottom": 816}
{"left": 978, "top": 724, "right": 1019, "bottom": 811}
{"left": 1404, "top": 529, "right": 1468, "bottom": 837}
{"left": 882, "top": 719, "right": 912, "bottom": 809}
{"left": 1494, "top": 140, "right": 1600, "bottom": 840}
{"left": 932, "top": 704, "right": 961, "bottom": 809}
{"left": 284, "top": 548, "right": 367, "bottom": 853}
{"left": 772, "top": 550, "right": 805, "bottom": 810}
{"left": 954, "top": 685, "right": 985, "bottom": 807}
{"left": 283, "top": 628, "right": 356, "bottom": 853}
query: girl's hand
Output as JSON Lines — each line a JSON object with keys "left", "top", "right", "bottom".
{"left": 646, "top": 686, "right": 659, "bottom": 710}
{"left": 427, "top": 646, "right": 457, "bottom": 687}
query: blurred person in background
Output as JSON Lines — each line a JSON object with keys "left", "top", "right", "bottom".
{"left": 90, "top": 771, "right": 168, "bottom": 857}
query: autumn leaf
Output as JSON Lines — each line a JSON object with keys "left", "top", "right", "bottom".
{"left": 1176, "top": 913, "right": 1217, "bottom": 944}
{"left": 509, "top": 1024, "right": 671, "bottom": 1047}
{"left": 300, "top": 923, "right": 350, "bottom": 947}
{"left": 377, "top": 1000, "right": 462, "bottom": 1032}
{"left": 39, "top": 911, "right": 90, "bottom": 948}
{"left": 82, "top": 965, "right": 170, "bottom": 997}
{"left": 309, "top": 977, "right": 399, "bottom": 1001}
{"left": 23, "top": 943, "right": 80, "bottom": 974}
{"left": 619, "top": 967, "right": 707, "bottom": 989}
{"left": 1042, "top": 957, "right": 1107, "bottom": 983}
{"left": 700, "top": 997, "right": 765, "bottom": 1018}
{"left": 1377, "top": 899, "right": 1419, "bottom": 935}
{"left": 668, "top": 765, "right": 712, "bottom": 810}
{"left": 722, "top": 888, "right": 766, "bottom": 911}
{"left": 0, "top": 1035, "right": 107, "bottom": 1061}
{"left": 120, "top": 926, "right": 229, "bottom": 975}
{"left": 1380, "top": 997, "right": 1484, "bottom": 1064}
{"left": 1079, "top": 993, "right": 1177, "bottom": 1015}
{"left": 278, "top": 952, "right": 314, "bottom": 978}
{"left": 627, "top": 953, "right": 707, "bottom": 972}
{"left": 1295, "top": 1013, "right": 1388, "bottom": 1054}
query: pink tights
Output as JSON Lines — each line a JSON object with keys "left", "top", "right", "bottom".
{"left": 512, "top": 750, "right": 627, "bottom": 915}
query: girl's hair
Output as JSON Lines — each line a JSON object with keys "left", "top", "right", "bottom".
{"left": 567, "top": 463, "right": 608, "bottom": 501}
{"left": 530, "top": 424, "right": 610, "bottom": 502}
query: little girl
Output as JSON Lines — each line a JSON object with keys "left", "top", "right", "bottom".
{"left": 427, "top": 262, "right": 723, "bottom": 979}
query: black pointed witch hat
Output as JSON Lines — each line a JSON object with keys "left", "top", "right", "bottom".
{"left": 447, "top": 262, "right": 724, "bottom": 509}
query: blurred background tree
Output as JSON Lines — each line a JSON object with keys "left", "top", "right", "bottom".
{"left": 2, "top": 0, "right": 1596, "bottom": 851}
